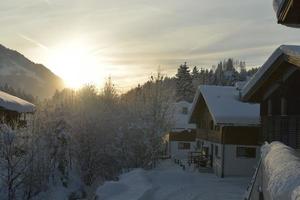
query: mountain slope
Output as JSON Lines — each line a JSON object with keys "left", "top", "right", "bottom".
{"left": 0, "top": 44, "right": 64, "bottom": 98}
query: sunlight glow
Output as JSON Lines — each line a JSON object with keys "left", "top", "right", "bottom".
{"left": 47, "top": 39, "right": 105, "bottom": 89}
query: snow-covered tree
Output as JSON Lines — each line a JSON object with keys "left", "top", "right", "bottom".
{"left": 175, "top": 62, "right": 195, "bottom": 102}
{"left": 119, "top": 72, "right": 175, "bottom": 169}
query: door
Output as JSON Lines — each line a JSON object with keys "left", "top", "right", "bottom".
{"left": 210, "top": 144, "right": 214, "bottom": 167}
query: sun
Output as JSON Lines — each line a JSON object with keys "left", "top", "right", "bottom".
{"left": 47, "top": 39, "right": 105, "bottom": 89}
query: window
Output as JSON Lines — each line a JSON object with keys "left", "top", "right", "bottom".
{"left": 210, "top": 120, "right": 214, "bottom": 130}
{"left": 236, "top": 147, "right": 256, "bottom": 158}
{"left": 215, "top": 145, "right": 219, "bottom": 157}
{"left": 281, "top": 97, "right": 287, "bottom": 116}
{"left": 268, "top": 99, "right": 272, "bottom": 116}
{"left": 202, "top": 120, "right": 206, "bottom": 129}
{"left": 178, "top": 142, "right": 190, "bottom": 150}
{"left": 214, "top": 125, "right": 220, "bottom": 131}
{"left": 200, "top": 120, "right": 206, "bottom": 129}
{"left": 182, "top": 107, "right": 188, "bottom": 115}
{"left": 196, "top": 141, "right": 201, "bottom": 149}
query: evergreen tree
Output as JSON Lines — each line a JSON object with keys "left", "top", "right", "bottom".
{"left": 191, "top": 66, "right": 199, "bottom": 79}
{"left": 175, "top": 62, "right": 195, "bottom": 102}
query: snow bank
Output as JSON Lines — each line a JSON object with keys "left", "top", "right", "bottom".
{"left": 0, "top": 91, "right": 35, "bottom": 113}
{"left": 95, "top": 160, "right": 249, "bottom": 200}
{"left": 32, "top": 170, "right": 85, "bottom": 200}
{"left": 262, "top": 142, "right": 300, "bottom": 200}
{"left": 95, "top": 169, "right": 152, "bottom": 200}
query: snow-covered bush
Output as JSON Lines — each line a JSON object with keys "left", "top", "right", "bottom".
{"left": 0, "top": 124, "right": 39, "bottom": 200}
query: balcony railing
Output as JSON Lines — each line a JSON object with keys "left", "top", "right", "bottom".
{"left": 262, "top": 116, "right": 300, "bottom": 149}
{"left": 196, "top": 128, "right": 221, "bottom": 143}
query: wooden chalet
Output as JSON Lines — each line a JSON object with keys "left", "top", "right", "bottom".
{"left": 242, "top": 45, "right": 300, "bottom": 149}
{"left": 274, "top": 0, "right": 300, "bottom": 27}
{"left": 189, "top": 85, "right": 260, "bottom": 177}
{"left": 0, "top": 91, "right": 35, "bottom": 127}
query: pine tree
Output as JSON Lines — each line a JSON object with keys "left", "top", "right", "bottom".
{"left": 175, "top": 62, "right": 195, "bottom": 102}
{"left": 191, "top": 66, "right": 199, "bottom": 79}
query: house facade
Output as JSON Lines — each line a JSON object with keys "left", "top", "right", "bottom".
{"left": 166, "top": 101, "right": 196, "bottom": 159}
{"left": 242, "top": 45, "right": 300, "bottom": 149}
{"left": 0, "top": 90, "right": 35, "bottom": 127}
{"left": 189, "top": 85, "right": 260, "bottom": 177}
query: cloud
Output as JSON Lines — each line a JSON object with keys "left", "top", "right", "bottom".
{"left": 18, "top": 34, "right": 49, "bottom": 51}
{"left": 42, "top": 0, "right": 51, "bottom": 5}
{"left": 2, "top": 0, "right": 300, "bottom": 90}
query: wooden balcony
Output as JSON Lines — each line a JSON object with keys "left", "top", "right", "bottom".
{"left": 196, "top": 128, "right": 222, "bottom": 143}
{"left": 262, "top": 116, "right": 300, "bottom": 149}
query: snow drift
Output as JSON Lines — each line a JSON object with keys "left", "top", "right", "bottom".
{"left": 262, "top": 142, "right": 300, "bottom": 200}
{"left": 95, "top": 169, "right": 152, "bottom": 200}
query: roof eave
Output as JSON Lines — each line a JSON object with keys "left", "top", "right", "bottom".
{"left": 188, "top": 87, "right": 201, "bottom": 123}
{"left": 278, "top": 0, "right": 300, "bottom": 27}
{"left": 241, "top": 51, "right": 286, "bottom": 103}
{"left": 216, "top": 122, "right": 261, "bottom": 127}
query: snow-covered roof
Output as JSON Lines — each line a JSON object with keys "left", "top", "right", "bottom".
{"left": 171, "top": 101, "right": 196, "bottom": 131}
{"left": 273, "top": 0, "right": 300, "bottom": 28}
{"left": 273, "top": 0, "right": 285, "bottom": 16}
{"left": 190, "top": 85, "right": 260, "bottom": 126}
{"left": 0, "top": 91, "right": 35, "bottom": 113}
{"left": 261, "top": 142, "right": 300, "bottom": 200}
{"left": 241, "top": 45, "right": 300, "bottom": 101}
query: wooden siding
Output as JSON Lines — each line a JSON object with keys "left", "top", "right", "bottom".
{"left": 191, "top": 93, "right": 215, "bottom": 130}
{"left": 243, "top": 51, "right": 300, "bottom": 149}
{"left": 278, "top": 0, "right": 300, "bottom": 26}
{"left": 261, "top": 70, "right": 300, "bottom": 117}
{"left": 262, "top": 116, "right": 300, "bottom": 149}
{"left": 197, "top": 126, "right": 260, "bottom": 145}
{"left": 222, "top": 126, "right": 261, "bottom": 146}
{"left": 0, "top": 108, "right": 23, "bottom": 128}
{"left": 196, "top": 128, "right": 222, "bottom": 143}
{"left": 168, "top": 130, "right": 196, "bottom": 142}
{"left": 245, "top": 57, "right": 297, "bottom": 103}
{"left": 192, "top": 88, "right": 260, "bottom": 145}
{"left": 258, "top": 67, "right": 300, "bottom": 149}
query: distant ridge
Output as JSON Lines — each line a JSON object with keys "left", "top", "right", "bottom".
{"left": 0, "top": 44, "right": 64, "bottom": 98}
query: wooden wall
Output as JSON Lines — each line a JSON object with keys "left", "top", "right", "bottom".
{"left": 261, "top": 68, "right": 300, "bottom": 148}
{"left": 168, "top": 130, "right": 196, "bottom": 142}
{"left": 223, "top": 126, "right": 261, "bottom": 146}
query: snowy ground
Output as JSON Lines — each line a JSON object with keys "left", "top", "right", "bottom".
{"left": 96, "top": 160, "right": 250, "bottom": 200}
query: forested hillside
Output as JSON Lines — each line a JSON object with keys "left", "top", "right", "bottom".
{"left": 0, "top": 59, "right": 258, "bottom": 199}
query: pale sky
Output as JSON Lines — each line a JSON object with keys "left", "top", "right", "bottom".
{"left": 1, "top": 0, "right": 300, "bottom": 90}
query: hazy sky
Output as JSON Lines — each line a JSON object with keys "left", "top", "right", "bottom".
{"left": 1, "top": 0, "right": 300, "bottom": 90}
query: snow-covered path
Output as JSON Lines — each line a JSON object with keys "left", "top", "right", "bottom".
{"left": 96, "top": 160, "right": 250, "bottom": 200}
